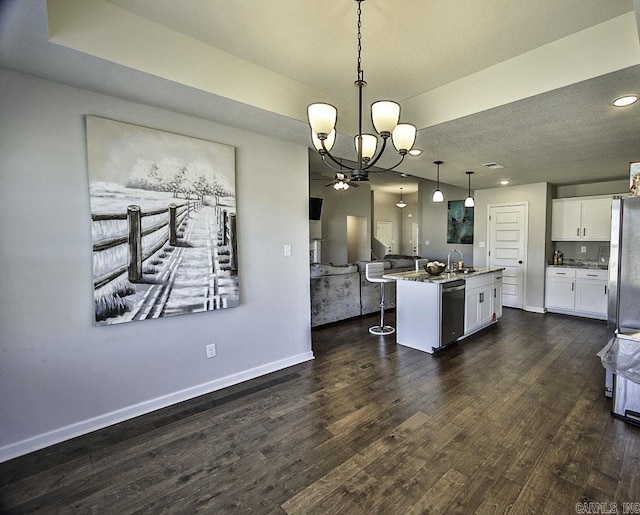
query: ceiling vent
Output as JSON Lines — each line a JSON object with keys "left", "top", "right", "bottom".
{"left": 482, "top": 162, "right": 504, "bottom": 170}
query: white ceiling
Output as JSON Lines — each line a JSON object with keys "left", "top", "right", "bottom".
{"left": 1, "top": 0, "right": 639, "bottom": 193}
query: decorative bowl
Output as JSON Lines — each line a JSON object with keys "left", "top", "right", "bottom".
{"left": 424, "top": 263, "right": 445, "bottom": 275}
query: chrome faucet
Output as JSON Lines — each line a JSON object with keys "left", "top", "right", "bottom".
{"left": 447, "top": 249, "right": 464, "bottom": 272}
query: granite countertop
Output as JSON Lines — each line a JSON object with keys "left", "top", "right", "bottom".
{"left": 383, "top": 266, "right": 505, "bottom": 284}
{"left": 546, "top": 264, "right": 608, "bottom": 270}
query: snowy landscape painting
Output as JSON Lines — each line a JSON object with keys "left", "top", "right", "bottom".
{"left": 86, "top": 116, "right": 238, "bottom": 326}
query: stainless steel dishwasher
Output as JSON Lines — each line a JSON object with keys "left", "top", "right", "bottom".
{"left": 441, "top": 279, "right": 466, "bottom": 346}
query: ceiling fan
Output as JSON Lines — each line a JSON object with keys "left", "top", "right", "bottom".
{"left": 325, "top": 172, "right": 359, "bottom": 191}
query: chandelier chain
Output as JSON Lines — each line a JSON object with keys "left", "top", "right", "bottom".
{"left": 356, "top": 1, "right": 363, "bottom": 83}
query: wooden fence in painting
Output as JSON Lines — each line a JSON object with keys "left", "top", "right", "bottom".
{"left": 92, "top": 201, "right": 200, "bottom": 289}
{"left": 219, "top": 209, "right": 237, "bottom": 271}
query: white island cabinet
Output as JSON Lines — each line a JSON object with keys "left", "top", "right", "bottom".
{"left": 465, "top": 272, "right": 503, "bottom": 336}
{"left": 385, "top": 268, "right": 504, "bottom": 354}
{"left": 394, "top": 279, "right": 441, "bottom": 353}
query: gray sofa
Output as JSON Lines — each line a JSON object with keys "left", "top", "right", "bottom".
{"left": 310, "top": 256, "right": 421, "bottom": 327}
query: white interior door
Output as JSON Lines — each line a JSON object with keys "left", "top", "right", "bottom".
{"left": 488, "top": 203, "right": 528, "bottom": 309}
{"left": 376, "top": 221, "right": 393, "bottom": 255}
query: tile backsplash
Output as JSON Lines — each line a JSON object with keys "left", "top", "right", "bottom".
{"left": 553, "top": 241, "right": 610, "bottom": 264}
{"left": 598, "top": 245, "right": 610, "bottom": 266}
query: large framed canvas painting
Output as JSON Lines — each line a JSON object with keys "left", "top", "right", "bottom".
{"left": 447, "top": 200, "right": 474, "bottom": 244}
{"left": 86, "top": 116, "right": 239, "bottom": 326}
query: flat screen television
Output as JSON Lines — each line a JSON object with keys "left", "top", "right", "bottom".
{"left": 309, "top": 197, "right": 323, "bottom": 220}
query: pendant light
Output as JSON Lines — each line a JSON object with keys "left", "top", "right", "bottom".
{"left": 464, "top": 171, "right": 475, "bottom": 208}
{"left": 432, "top": 160, "right": 444, "bottom": 203}
{"left": 396, "top": 188, "right": 407, "bottom": 208}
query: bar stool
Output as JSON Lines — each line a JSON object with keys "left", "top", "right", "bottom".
{"left": 365, "top": 262, "right": 395, "bottom": 335}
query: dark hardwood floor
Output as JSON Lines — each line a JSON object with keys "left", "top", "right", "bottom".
{"left": 1, "top": 308, "right": 639, "bottom": 514}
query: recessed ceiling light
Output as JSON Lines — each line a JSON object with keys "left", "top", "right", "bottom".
{"left": 612, "top": 95, "right": 638, "bottom": 107}
{"left": 409, "top": 148, "right": 423, "bottom": 156}
{"left": 499, "top": 180, "right": 510, "bottom": 186}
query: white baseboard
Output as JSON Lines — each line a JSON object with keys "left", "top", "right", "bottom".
{"left": 0, "top": 351, "right": 314, "bottom": 463}
{"left": 524, "top": 306, "right": 546, "bottom": 314}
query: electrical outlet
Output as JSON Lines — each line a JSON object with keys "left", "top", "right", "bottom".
{"left": 581, "top": 246, "right": 587, "bottom": 253}
{"left": 284, "top": 244, "right": 292, "bottom": 257}
{"left": 206, "top": 343, "right": 216, "bottom": 358}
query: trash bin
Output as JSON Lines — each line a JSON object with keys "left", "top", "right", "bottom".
{"left": 598, "top": 332, "right": 640, "bottom": 425}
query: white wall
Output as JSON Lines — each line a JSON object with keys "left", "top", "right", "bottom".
{"left": 0, "top": 69, "right": 313, "bottom": 461}
{"left": 418, "top": 180, "right": 472, "bottom": 263}
{"left": 309, "top": 178, "right": 371, "bottom": 264}
{"left": 371, "top": 190, "right": 403, "bottom": 255}
{"left": 399, "top": 191, "right": 419, "bottom": 256}
{"left": 556, "top": 179, "right": 628, "bottom": 198}
{"left": 473, "top": 182, "right": 552, "bottom": 312}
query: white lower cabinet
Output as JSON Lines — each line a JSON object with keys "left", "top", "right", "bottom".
{"left": 545, "top": 268, "right": 576, "bottom": 310}
{"left": 575, "top": 270, "right": 608, "bottom": 315}
{"left": 492, "top": 275, "right": 503, "bottom": 320}
{"left": 545, "top": 267, "right": 607, "bottom": 319}
{"left": 465, "top": 285, "right": 491, "bottom": 334}
{"left": 465, "top": 271, "right": 503, "bottom": 335}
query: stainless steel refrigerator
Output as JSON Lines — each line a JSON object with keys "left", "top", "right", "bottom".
{"left": 601, "top": 195, "right": 640, "bottom": 425}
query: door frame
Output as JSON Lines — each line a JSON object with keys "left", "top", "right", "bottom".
{"left": 486, "top": 201, "right": 529, "bottom": 310}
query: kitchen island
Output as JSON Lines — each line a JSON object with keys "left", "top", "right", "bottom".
{"left": 383, "top": 267, "right": 504, "bottom": 353}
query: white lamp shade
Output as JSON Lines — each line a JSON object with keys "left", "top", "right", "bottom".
{"left": 354, "top": 134, "right": 377, "bottom": 159}
{"left": 432, "top": 189, "right": 444, "bottom": 203}
{"left": 308, "top": 103, "right": 337, "bottom": 135}
{"left": 312, "top": 129, "right": 335, "bottom": 152}
{"left": 464, "top": 196, "right": 475, "bottom": 208}
{"left": 371, "top": 101, "right": 400, "bottom": 134}
{"left": 396, "top": 200, "right": 407, "bottom": 208}
{"left": 391, "top": 123, "right": 417, "bottom": 152}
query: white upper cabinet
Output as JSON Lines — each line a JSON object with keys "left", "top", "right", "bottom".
{"left": 580, "top": 198, "right": 612, "bottom": 240}
{"left": 551, "top": 196, "right": 612, "bottom": 241}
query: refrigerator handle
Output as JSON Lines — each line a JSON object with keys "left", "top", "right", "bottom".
{"left": 608, "top": 197, "right": 623, "bottom": 342}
